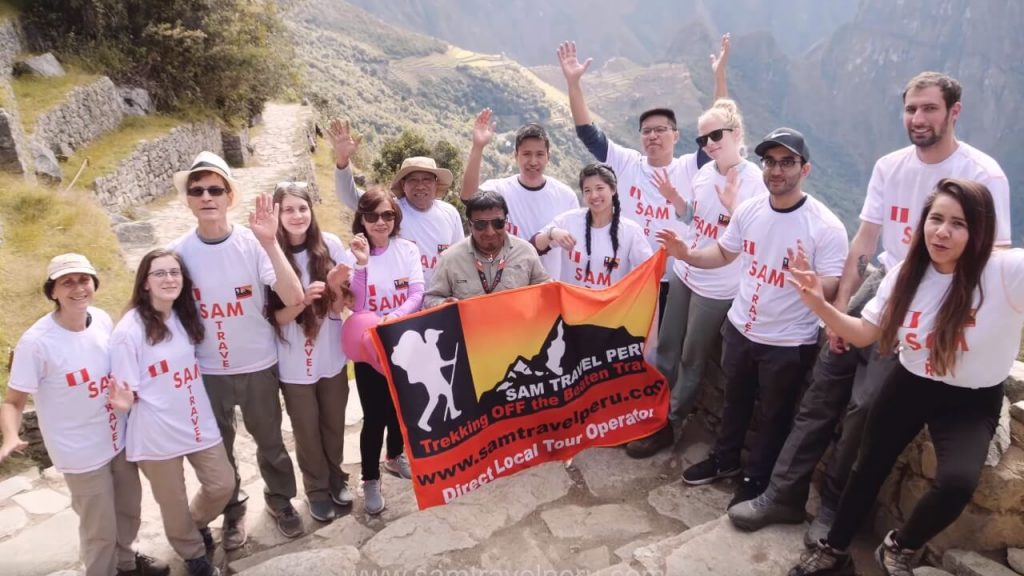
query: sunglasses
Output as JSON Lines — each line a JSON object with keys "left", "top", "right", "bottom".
{"left": 470, "top": 218, "right": 506, "bottom": 231}
{"left": 186, "top": 186, "right": 228, "bottom": 197}
{"left": 695, "top": 128, "right": 734, "bottom": 148}
{"left": 361, "top": 210, "right": 396, "bottom": 223}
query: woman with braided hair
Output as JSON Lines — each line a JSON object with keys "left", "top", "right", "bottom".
{"left": 532, "top": 162, "right": 652, "bottom": 289}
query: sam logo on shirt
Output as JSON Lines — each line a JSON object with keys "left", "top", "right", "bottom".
{"left": 394, "top": 278, "right": 410, "bottom": 290}
{"left": 234, "top": 285, "right": 253, "bottom": 300}
{"left": 717, "top": 213, "right": 731, "bottom": 226}
{"left": 603, "top": 256, "right": 621, "bottom": 270}
{"left": 436, "top": 244, "right": 450, "bottom": 254}
{"left": 781, "top": 257, "right": 790, "bottom": 270}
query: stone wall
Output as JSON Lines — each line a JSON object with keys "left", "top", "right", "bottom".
{"left": 92, "top": 121, "right": 224, "bottom": 209}
{"left": 0, "top": 18, "right": 20, "bottom": 73}
{"left": 31, "top": 76, "right": 123, "bottom": 156}
{"left": 0, "top": 18, "right": 31, "bottom": 176}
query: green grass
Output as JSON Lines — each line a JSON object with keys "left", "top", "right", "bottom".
{"left": 64, "top": 115, "right": 194, "bottom": 188}
{"left": 312, "top": 140, "right": 355, "bottom": 244}
{"left": 10, "top": 63, "right": 99, "bottom": 130}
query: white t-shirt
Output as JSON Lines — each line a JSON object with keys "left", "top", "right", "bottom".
{"left": 276, "top": 233, "right": 354, "bottom": 384}
{"left": 860, "top": 142, "right": 1012, "bottom": 271}
{"left": 861, "top": 249, "right": 1024, "bottom": 389}
{"left": 110, "top": 309, "right": 221, "bottom": 461}
{"left": 356, "top": 238, "right": 424, "bottom": 316}
{"left": 544, "top": 207, "right": 654, "bottom": 289}
{"left": 719, "top": 194, "right": 849, "bottom": 346}
{"left": 397, "top": 197, "right": 464, "bottom": 287}
{"left": 676, "top": 159, "right": 769, "bottom": 300}
{"left": 168, "top": 226, "right": 278, "bottom": 375}
{"left": 9, "top": 308, "right": 125, "bottom": 473}
{"left": 480, "top": 175, "right": 580, "bottom": 279}
{"left": 605, "top": 142, "right": 700, "bottom": 279}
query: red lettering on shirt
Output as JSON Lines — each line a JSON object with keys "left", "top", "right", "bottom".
{"left": 199, "top": 302, "right": 244, "bottom": 319}
{"left": 574, "top": 267, "right": 613, "bottom": 287}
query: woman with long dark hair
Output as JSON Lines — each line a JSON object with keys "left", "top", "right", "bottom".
{"left": 108, "top": 249, "right": 232, "bottom": 576}
{"left": 347, "top": 186, "right": 424, "bottom": 515}
{"left": 532, "top": 162, "right": 651, "bottom": 288}
{"left": 268, "top": 181, "right": 354, "bottom": 523}
{"left": 786, "top": 178, "right": 1024, "bottom": 576}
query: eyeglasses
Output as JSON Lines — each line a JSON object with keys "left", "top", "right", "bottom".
{"left": 761, "top": 157, "right": 802, "bottom": 170}
{"left": 148, "top": 269, "right": 182, "bottom": 279}
{"left": 361, "top": 210, "right": 396, "bottom": 223}
{"left": 405, "top": 176, "right": 437, "bottom": 186}
{"left": 640, "top": 125, "right": 675, "bottom": 137}
{"left": 470, "top": 218, "right": 506, "bottom": 231}
{"left": 695, "top": 128, "right": 734, "bottom": 148}
{"left": 186, "top": 186, "right": 227, "bottom": 197}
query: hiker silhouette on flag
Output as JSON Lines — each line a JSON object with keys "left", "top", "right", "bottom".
{"left": 390, "top": 328, "right": 462, "bottom": 432}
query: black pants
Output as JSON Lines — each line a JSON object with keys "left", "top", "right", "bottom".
{"left": 827, "top": 363, "right": 1003, "bottom": 550}
{"left": 354, "top": 362, "right": 404, "bottom": 481}
{"left": 713, "top": 323, "right": 817, "bottom": 480}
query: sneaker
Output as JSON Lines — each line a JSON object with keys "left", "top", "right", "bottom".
{"left": 221, "top": 516, "right": 247, "bottom": 551}
{"left": 184, "top": 556, "right": 220, "bottom": 576}
{"left": 267, "top": 503, "right": 303, "bottom": 538}
{"left": 728, "top": 492, "right": 805, "bottom": 531}
{"left": 787, "top": 540, "right": 855, "bottom": 576}
{"left": 682, "top": 454, "right": 741, "bottom": 485}
{"left": 307, "top": 497, "right": 337, "bottom": 523}
{"left": 874, "top": 530, "right": 915, "bottom": 576}
{"left": 625, "top": 425, "right": 674, "bottom": 459}
{"left": 198, "top": 526, "right": 215, "bottom": 560}
{"left": 331, "top": 484, "right": 355, "bottom": 507}
{"left": 363, "top": 479, "right": 386, "bottom": 515}
{"left": 804, "top": 505, "right": 837, "bottom": 549}
{"left": 728, "top": 475, "right": 768, "bottom": 508}
{"left": 116, "top": 552, "right": 171, "bottom": 576}
{"left": 384, "top": 453, "right": 412, "bottom": 479}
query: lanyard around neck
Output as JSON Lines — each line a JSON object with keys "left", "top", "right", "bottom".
{"left": 475, "top": 255, "right": 507, "bottom": 294}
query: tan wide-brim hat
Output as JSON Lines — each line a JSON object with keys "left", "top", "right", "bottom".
{"left": 389, "top": 156, "right": 454, "bottom": 197}
{"left": 47, "top": 253, "right": 98, "bottom": 280}
{"left": 173, "top": 151, "right": 242, "bottom": 208}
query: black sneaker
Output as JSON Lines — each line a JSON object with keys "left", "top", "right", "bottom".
{"left": 625, "top": 425, "right": 674, "bottom": 459}
{"left": 184, "top": 555, "right": 220, "bottom": 576}
{"left": 198, "top": 526, "right": 215, "bottom": 560}
{"left": 221, "top": 516, "right": 247, "bottom": 551}
{"left": 788, "top": 540, "right": 855, "bottom": 576}
{"left": 267, "top": 503, "right": 304, "bottom": 538}
{"left": 728, "top": 475, "right": 768, "bottom": 508}
{"left": 682, "top": 454, "right": 741, "bottom": 485}
{"left": 116, "top": 552, "right": 171, "bottom": 576}
{"left": 874, "top": 530, "right": 915, "bottom": 576}
{"left": 307, "top": 497, "right": 337, "bottom": 523}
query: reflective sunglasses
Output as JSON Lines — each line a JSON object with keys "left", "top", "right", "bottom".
{"left": 186, "top": 185, "right": 228, "bottom": 197}
{"left": 361, "top": 210, "right": 396, "bottom": 223}
{"left": 470, "top": 218, "right": 506, "bottom": 231}
{"left": 695, "top": 128, "right": 734, "bottom": 148}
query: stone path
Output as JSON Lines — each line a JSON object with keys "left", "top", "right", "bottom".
{"left": 120, "top": 102, "right": 313, "bottom": 271}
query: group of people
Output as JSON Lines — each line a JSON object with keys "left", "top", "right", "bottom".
{"left": 0, "top": 33, "right": 1020, "bottom": 576}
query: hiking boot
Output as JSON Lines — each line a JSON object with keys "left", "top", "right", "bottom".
{"left": 625, "top": 425, "right": 674, "bottom": 459}
{"left": 728, "top": 475, "right": 768, "bottom": 508}
{"left": 804, "top": 505, "right": 837, "bottom": 549}
{"left": 363, "top": 479, "right": 386, "bottom": 515}
{"left": 184, "top": 556, "right": 220, "bottom": 576}
{"left": 267, "top": 503, "right": 303, "bottom": 538}
{"left": 198, "top": 526, "right": 215, "bottom": 560}
{"left": 788, "top": 540, "right": 855, "bottom": 576}
{"left": 307, "top": 497, "right": 337, "bottom": 523}
{"left": 384, "top": 453, "right": 412, "bottom": 479}
{"left": 332, "top": 484, "right": 355, "bottom": 507}
{"left": 221, "top": 516, "right": 247, "bottom": 551}
{"left": 682, "top": 454, "right": 741, "bottom": 485}
{"left": 728, "top": 492, "right": 805, "bottom": 531}
{"left": 874, "top": 530, "right": 916, "bottom": 576}
{"left": 116, "top": 552, "right": 171, "bottom": 576}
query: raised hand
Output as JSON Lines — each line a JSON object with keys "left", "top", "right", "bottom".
{"left": 327, "top": 118, "right": 361, "bottom": 168}
{"left": 303, "top": 281, "right": 327, "bottom": 307}
{"left": 107, "top": 376, "right": 134, "bottom": 412}
{"left": 655, "top": 229, "right": 689, "bottom": 260}
{"left": 549, "top": 228, "right": 576, "bottom": 251}
{"left": 710, "top": 33, "right": 731, "bottom": 77}
{"left": 472, "top": 108, "right": 496, "bottom": 149}
{"left": 715, "top": 165, "right": 740, "bottom": 212}
{"left": 249, "top": 193, "right": 280, "bottom": 246}
{"left": 651, "top": 168, "right": 681, "bottom": 203}
{"left": 326, "top": 262, "right": 352, "bottom": 293}
{"left": 787, "top": 241, "right": 825, "bottom": 309}
{"left": 557, "top": 41, "right": 592, "bottom": 84}
{"left": 350, "top": 233, "right": 370, "bottom": 266}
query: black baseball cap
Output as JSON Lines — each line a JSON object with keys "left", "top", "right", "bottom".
{"left": 754, "top": 127, "right": 810, "bottom": 162}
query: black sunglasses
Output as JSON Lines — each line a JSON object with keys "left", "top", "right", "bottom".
{"left": 695, "top": 128, "right": 734, "bottom": 148}
{"left": 470, "top": 218, "right": 506, "bottom": 231}
{"left": 187, "top": 185, "right": 228, "bottom": 197}
{"left": 361, "top": 210, "right": 396, "bottom": 223}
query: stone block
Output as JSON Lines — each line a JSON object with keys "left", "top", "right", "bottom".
{"left": 31, "top": 137, "right": 61, "bottom": 184}
{"left": 971, "top": 445, "right": 1024, "bottom": 512}
{"left": 0, "top": 108, "right": 29, "bottom": 173}
{"left": 14, "top": 52, "right": 65, "bottom": 78}
{"left": 1006, "top": 363, "right": 1024, "bottom": 403}
{"left": 13, "top": 487, "right": 71, "bottom": 515}
{"left": 1008, "top": 548, "right": 1024, "bottom": 575}
{"left": 118, "top": 86, "right": 153, "bottom": 116}
{"left": 0, "top": 505, "right": 28, "bottom": 538}
{"left": 541, "top": 504, "right": 653, "bottom": 542}
{"left": 237, "top": 546, "right": 360, "bottom": 576}
{"left": 0, "top": 475, "right": 32, "bottom": 503}
{"left": 648, "top": 482, "right": 732, "bottom": 528}
{"left": 987, "top": 398, "right": 1011, "bottom": 467}
{"left": 943, "top": 549, "right": 1018, "bottom": 576}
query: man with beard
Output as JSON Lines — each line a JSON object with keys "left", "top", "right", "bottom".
{"left": 728, "top": 72, "right": 1013, "bottom": 547}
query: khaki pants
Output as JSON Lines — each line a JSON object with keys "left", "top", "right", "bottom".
{"left": 137, "top": 443, "right": 234, "bottom": 561}
{"left": 64, "top": 450, "right": 142, "bottom": 576}
{"left": 281, "top": 373, "right": 350, "bottom": 502}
